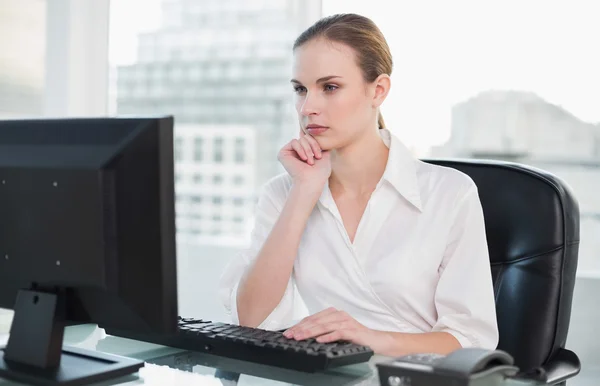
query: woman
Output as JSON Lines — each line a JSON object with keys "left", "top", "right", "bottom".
{"left": 219, "top": 13, "right": 498, "bottom": 357}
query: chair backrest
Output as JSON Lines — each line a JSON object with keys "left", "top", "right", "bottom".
{"left": 424, "top": 159, "right": 580, "bottom": 371}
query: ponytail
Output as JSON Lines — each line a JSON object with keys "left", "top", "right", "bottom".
{"left": 377, "top": 110, "right": 386, "bottom": 129}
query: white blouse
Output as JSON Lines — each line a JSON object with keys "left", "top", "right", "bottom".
{"left": 219, "top": 129, "right": 499, "bottom": 350}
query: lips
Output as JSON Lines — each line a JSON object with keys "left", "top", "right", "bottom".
{"left": 306, "top": 125, "right": 329, "bottom": 135}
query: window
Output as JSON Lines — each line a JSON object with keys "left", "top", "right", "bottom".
{"left": 212, "top": 175, "right": 222, "bottom": 184}
{"left": 234, "top": 137, "right": 246, "bottom": 163}
{"left": 194, "top": 138, "right": 203, "bottom": 161}
{"left": 0, "top": 1, "right": 46, "bottom": 118}
{"left": 213, "top": 137, "right": 224, "bottom": 163}
{"left": 175, "top": 137, "right": 184, "bottom": 161}
{"left": 193, "top": 174, "right": 203, "bottom": 183}
{"left": 233, "top": 175, "right": 244, "bottom": 185}
{"left": 212, "top": 196, "right": 222, "bottom": 205}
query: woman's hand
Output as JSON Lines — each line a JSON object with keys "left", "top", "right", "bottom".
{"left": 278, "top": 132, "right": 331, "bottom": 189}
{"left": 282, "top": 308, "right": 391, "bottom": 352}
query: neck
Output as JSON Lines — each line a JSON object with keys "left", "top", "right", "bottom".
{"left": 329, "top": 128, "right": 389, "bottom": 197}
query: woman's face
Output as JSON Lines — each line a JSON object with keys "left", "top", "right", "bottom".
{"left": 292, "top": 38, "right": 383, "bottom": 151}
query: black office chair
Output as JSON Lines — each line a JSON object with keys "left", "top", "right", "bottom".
{"left": 424, "top": 159, "right": 581, "bottom": 385}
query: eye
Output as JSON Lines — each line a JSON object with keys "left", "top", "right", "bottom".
{"left": 293, "top": 85, "right": 307, "bottom": 94}
{"left": 324, "top": 84, "right": 338, "bottom": 92}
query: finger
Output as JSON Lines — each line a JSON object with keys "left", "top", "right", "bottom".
{"left": 303, "top": 134, "right": 322, "bottom": 159}
{"left": 296, "top": 307, "right": 338, "bottom": 327}
{"left": 298, "top": 137, "right": 315, "bottom": 165}
{"left": 316, "top": 330, "right": 345, "bottom": 343}
{"left": 291, "top": 312, "right": 349, "bottom": 339}
{"left": 294, "top": 321, "right": 349, "bottom": 340}
{"left": 286, "top": 309, "right": 346, "bottom": 338}
{"left": 283, "top": 307, "right": 337, "bottom": 337}
{"left": 290, "top": 139, "right": 308, "bottom": 161}
{"left": 284, "top": 310, "right": 335, "bottom": 338}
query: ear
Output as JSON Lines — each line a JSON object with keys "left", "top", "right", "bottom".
{"left": 372, "top": 74, "right": 391, "bottom": 108}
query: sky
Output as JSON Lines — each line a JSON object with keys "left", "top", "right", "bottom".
{"left": 109, "top": 0, "right": 600, "bottom": 151}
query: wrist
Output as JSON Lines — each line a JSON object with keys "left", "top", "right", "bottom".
{"left": 370, "top": 330, "right": 403, "bottom": 357}
{"left": 291, "top": 178, "right": 326, "bottom": 197}
{"left": 283, "top": 182, "right": 323, "bottom": 216}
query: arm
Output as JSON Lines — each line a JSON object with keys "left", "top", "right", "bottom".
{"left": 429, "top": 182, "right": 499, "bottom": 350}
{"left": 284, "top": 309, "right": 462, "bottom": 356}
{"left": 220, "top": 134, "right": 329, "bottom": 330}
{"left": 236, "top": 182, "right": 321, "bottom": 328}
{"left": 376, "top": 331, "right": 461, "bottom": 356}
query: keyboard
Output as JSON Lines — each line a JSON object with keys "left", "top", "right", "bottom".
{"left": 107, "top": 317, "right": 374, "bottom": 372}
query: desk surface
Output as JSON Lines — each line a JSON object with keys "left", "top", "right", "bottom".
{"left": 0, "top": 323, "right": 539, "bottom": 386}
{"left": 0, "top": 324, "right": 382, "bottom": 386}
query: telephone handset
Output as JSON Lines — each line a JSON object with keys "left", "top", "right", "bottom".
{"left": 377, "top": 348, "right": 519, "bottom": 386}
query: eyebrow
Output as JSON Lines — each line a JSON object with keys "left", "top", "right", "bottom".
{"left": 290, "top": 75, "right": 342, "bottom": 85}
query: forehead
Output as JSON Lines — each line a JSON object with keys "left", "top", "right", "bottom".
{"left": 292, "top": 38, "right": 362, "bottom": 81}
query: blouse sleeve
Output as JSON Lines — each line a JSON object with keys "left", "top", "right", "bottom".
{"left": 432, "top": 182, "right": 499, "bottom": 349}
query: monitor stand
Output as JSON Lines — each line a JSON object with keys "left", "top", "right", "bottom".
{"left": 0, "top": 289, "right": 144, "bottom": 386}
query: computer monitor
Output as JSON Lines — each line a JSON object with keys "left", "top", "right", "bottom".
{"left": 0, "top": 116, "right": 178, "bottom": 386}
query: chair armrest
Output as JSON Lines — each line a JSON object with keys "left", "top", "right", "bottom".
{"left": 542, "top": 348, "right": 581, "bottom": 385}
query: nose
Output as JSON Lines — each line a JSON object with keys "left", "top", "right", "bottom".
{"left": 300, "top": 92, "right": 319, "bottom": 116}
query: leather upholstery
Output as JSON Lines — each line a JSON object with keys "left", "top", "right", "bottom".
{"left": 423, "top": 159, "right": 580, "bottom": 372}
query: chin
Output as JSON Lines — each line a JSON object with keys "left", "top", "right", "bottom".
{"left": 313, "top": 136, "right": 336, "bottom": 151}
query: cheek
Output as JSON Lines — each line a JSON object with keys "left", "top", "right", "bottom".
{"left": 294, "top": 97, "right": 303, "bottom": 113}
{"left": 333, "top": 91, "right": 366, "bottom": 119}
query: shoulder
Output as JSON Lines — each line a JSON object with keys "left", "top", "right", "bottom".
{"left": 415, "top": 160, "right": 478, "bottom": 205}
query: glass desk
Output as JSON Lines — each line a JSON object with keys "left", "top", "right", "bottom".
{"left": 0, "top": 324, "right": 540, "bottom": 386}
{"left": 0, "top": 324, "right": 382, "bottom": 385}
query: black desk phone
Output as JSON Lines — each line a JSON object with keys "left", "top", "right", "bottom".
{"left": 377, "top": 348, "right": 520, "bottom": 386}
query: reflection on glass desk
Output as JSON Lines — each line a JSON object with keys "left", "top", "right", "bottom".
{"left": 0, "top": 324, "right": 380, "bottom": 386}
{"left": 0, "top": 324, "right": 543, "bottom": 386}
